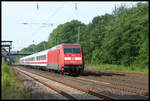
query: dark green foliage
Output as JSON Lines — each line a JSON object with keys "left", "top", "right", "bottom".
{"left": 48, "top": 20, "right": 86, "bottom": 47}
{"left": 20, "top": 2, "right": 148, "bottom": 68}
{"left": 21, "top": 41, "right": 49, "bottom": 53}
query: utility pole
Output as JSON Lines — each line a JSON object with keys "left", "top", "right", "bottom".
{"left": 32, "top": 40, "right": 36, "bottom": 53}
{"left": 74, "top": 3, "right": 78, "bottom": 20}
{"left": 55, "top": 38, "right": 57, "bottom": 45}
{"left": 77, "top": 26, "right": 80, "bottom": 44}
{"left": 75, "top": 3, "right": 77, "bottom": 11}
{"left": 37, "top": 3, "right": 39, "bottom": 11}
{"left": 75, "top": 3, "right": 80, "bottom": 44}
{"left": 43, "top": 43, "right": 46, "bottom": 50}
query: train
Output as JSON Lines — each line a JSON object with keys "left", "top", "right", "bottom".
{"left": 19, "top": 42, "right": 84, "bottom": 75}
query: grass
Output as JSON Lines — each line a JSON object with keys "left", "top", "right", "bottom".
{"left": 2, "top": 62, "right": 30, "bottom": 99}
{"left": 85, "top": 64, "right": 148, "bottom": 74}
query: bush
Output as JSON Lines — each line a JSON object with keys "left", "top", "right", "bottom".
{"left": 2, "top": 62, "right": 30, "bottom": 99}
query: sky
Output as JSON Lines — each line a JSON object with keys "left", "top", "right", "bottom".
{"left": 2, "top": 1, "right": 141, "bottom": 51}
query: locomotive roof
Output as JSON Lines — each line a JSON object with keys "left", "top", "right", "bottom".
{"left": 49, "top": 43, "right": 80, "bottom": 51}
{"left": 62, "top": 43, "right": 80, "bottom": 46}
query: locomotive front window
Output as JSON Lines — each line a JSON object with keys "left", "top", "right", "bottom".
{"left": 73, "top": 48, "right": 80, "bottom": 54}
{"left": 64, "top": 48, "right": 80, "bottom": 54}
{"left": 64, "top": 48, "right": 72, "bottom": 54}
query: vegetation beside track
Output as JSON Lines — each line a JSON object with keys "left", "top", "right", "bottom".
{"left": 2, "top": 62, "right": 30, "bottom": 99}
{"left": 85, "top": 64, "right": 148, "bottom": 74}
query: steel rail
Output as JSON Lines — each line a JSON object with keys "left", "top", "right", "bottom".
{"left": 15, "top": 68, "right": 76, "bottom": 100}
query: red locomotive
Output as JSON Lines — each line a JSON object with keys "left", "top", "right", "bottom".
{"left": 19, "top": 42, "right": 84, "bottom": 75}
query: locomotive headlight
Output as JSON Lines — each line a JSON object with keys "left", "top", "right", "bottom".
{"left": 75, "top": 57, "right": 82, "bottom": 60}
{"left": 64, "top": 57, "right": 71, "bottom": 60}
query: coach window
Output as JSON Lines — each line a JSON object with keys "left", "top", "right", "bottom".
{"left": 36, "top": 56, "right": 39, "bottom": 61}
{"left": 44, "top": 55, "right": 46, "bottom": 60}
{"left": 41, "top": 55, "right": 45, "bottom": 60}
{"left": 31, "top": 58, "right": 33, "bottom": 61}
{"left": 43, "top": 55, "right": 46, "bottom": 60}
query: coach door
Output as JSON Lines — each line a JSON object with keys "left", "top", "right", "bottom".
{"left": 57, "top": 50, "right": 60, "bottom": 70}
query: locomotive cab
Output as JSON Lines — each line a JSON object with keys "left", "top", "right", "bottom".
{"left": 62, "top": 44, "right": 84, "bottom": 75}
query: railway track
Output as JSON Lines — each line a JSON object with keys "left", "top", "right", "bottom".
{"left": 14, "top": 67, "right": 115, "bottom": 100}
{"left": 85, "top": 69, "right": 148, "bottom": 84}
{"left": 78, "top": 71, "right": 148, "bottom": 96}
{"left": 83, "top": 70, "right": 148, "bottom": 87}
{"left": 76, "top": 76, "right": 148, "bottom": 96}
{"left": 96, "top": 73, "right": 148, "bottom": 85}
{"left": 15, "top": 68, "right": 76, "bottom": 100}
{"left": 13, "top": 65, "right": 148, "bottom": 99}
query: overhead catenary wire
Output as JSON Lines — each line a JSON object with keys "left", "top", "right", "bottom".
{"left": 21, "top": 3, "right": 72, "bottom": 50}
{"left": 22, "top": 3, "right": 65, "bottom": 42}
{"left": 54, "top": 3, "right": 80, "bottom": 44}
{"left": 46, "top": 2, "right": 65, "bottom": 45}
{"left": 38, "top": 2, "right": 65, "bottom": 24}
{"left": 49, "top": 3, "right": 65, "bottom": 20}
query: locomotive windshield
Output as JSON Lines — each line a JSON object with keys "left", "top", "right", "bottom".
{"left": 64, "top": 48, "right": 81, "bottom": 54}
